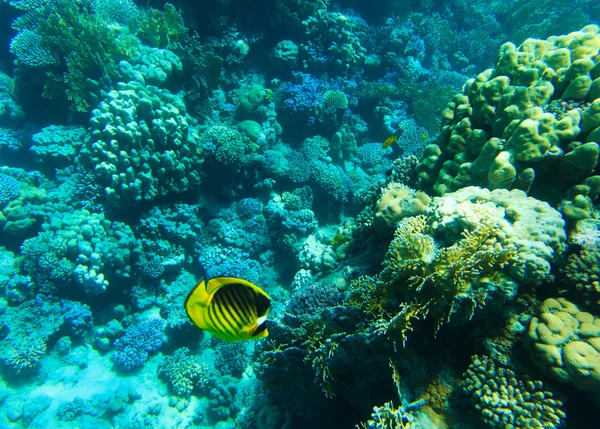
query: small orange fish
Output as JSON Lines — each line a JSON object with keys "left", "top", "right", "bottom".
{"left": 382, "top": 129, "right": 404, "bottom": 149}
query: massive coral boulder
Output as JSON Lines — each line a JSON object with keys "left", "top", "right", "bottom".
{"left": 526, "top": 297, "right": 600, "bottom": 398}
{"left": 415, "top": 25, "right": 600, "bottom": 222}
{"left": 79, "top": 80, "right": 203, "bottom": 208}
{"left": 379, "top": 186, "right": 566, "bottom": 333}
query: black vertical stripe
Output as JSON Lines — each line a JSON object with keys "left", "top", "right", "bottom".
{"left": 225, "top": 286, "right": 253, "bottom": 323}
{"left": 215, "top": 292, "right": 244, "bottom": 331}
{"left": 209, "top": 299, "right": 237, "bottom": 338}
{"left": 220, "top": 289, "right": 249, "bottom": 325}
{"left": 213, "top": 294, "right": 240, "bottom": 336}
{"left": 230, "top": 285, "right": 257, "bottom": 321}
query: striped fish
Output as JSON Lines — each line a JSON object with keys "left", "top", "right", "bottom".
{"left": 184, "top": 276, "right": 271, "bottom": 342}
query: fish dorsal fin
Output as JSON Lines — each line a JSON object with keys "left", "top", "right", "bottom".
{"left": 184, "top": 279, "right": 208, "bottom": 310}
{"left": 206, "top": 277, "right": 270, "bottom": 299}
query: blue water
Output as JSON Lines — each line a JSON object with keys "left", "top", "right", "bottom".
{"left": 0, "top": 0, "right": 599, "bottom": 428}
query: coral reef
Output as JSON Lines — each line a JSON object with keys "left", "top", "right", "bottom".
{"left": 158, "top": 347, "right": 209, "bottom": 396}
{"left": 79, "top": 80, "right": 202, "bottom": 207}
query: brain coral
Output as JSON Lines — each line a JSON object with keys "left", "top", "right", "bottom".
{"left": 415, "top": 25, "right": 600, "bottom": 221}
{"left": 526, "top": 297, "right": 600, "bottom": 396}
{"left": 79, "top": 80, "right": 202, "bottom": 208}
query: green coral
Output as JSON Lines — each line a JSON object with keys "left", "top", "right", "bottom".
{"left": 462, "top": 354, "right": 566, "bottom": 429}
{"left": 11, "top": 0, "right": 141, "bottom": 112}
{"left": 414, "top": 25, "right": 600, "bottom": 222}
{"left": 158, "top": 347, "right": 210, "bottom": 396}
{"left": 79, "top": 80, "right": 202, "bottom": 207}
{"left": 563, "top": 219, "right": 600, "bottom": 307}
{"left": 3, "top": 336, "right": 47, "bottom": 375}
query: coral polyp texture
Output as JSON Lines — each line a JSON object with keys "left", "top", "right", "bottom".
{"left": 526, "top": 297, "right": 600, "bottom": 397}
{"left": 79, "top": 79, "right": 202, "bottom": 207}
{"left": 1, "top": 1, "right": 600, "bottom": 428}
{"left": 462, "top": 354, "right": 566, "bottom": 428}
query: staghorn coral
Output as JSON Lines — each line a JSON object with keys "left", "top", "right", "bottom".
{"left": 525, "top": 297, "right": 600, "bottom": 396}
{"left": 462, "top": 354, "right": 566, "bottom": 428}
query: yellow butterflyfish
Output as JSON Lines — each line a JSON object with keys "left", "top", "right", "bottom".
{"left": 184, "top": 277, "right": 271, "bottom": 342}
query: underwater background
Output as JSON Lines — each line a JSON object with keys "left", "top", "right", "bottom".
{"left": 0, "top": 0, "right": 600, "bottom": 428}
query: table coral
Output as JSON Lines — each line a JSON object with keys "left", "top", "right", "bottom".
{"left": 462, "top": 354, "right": 566, "bottom": 428}
{"left": 526, "top": 297, "right": 600, "bottom": 396}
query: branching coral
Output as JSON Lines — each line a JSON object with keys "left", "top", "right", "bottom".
{"left": 112, "top": 318, "right": 165, "bottom": 370}
{"left": 462, "top": 355, "right": 566, "bottom": 428}
{"left": 3, "top": 336, "right": 47, "bottom": 375}
{"left": 381, "top": 212, "right": 516, "bottom": 333}
{"left": 158, "top": 347, "right": 209, "bottom": 396}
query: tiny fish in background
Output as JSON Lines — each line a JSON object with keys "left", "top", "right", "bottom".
{"left": 185, "top": 276, "right": 271, "bottom": 342}
{"left": 382, "top": 128, "right": 405, "bottom": 148}
{"left": 331, "top": 232, "right": 344, "bottom": 246}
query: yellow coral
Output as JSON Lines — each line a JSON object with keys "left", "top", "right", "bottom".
{"left": 526, "top": 297, "right": 600, "bottom": 395}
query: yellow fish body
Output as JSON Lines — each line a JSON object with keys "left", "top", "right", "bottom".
{"left": 382, "top": 134, "right": 398, "bottom": 149}
{"left": 382, "top": 128, "right": 405, "bottom": 149}
{"left": 184, "top": 276, "right": 271, "bottom": 342}
{"left": 331, "top": 232, "right": 344, "bottom": 246}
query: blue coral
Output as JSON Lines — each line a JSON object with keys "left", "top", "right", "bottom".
{"left": 61, "top": 300, "right": 93, "bottom": 338}
{"left": 196, "top": 245, "right": 261, "bottom": 284}
{"left": 0, "top": 174, "right": 20, "bottom": 206}
{"left": 355, "top": 143, "right": 393, "bottom": 167}
{"left": 208, "top": 199, "right": 270, "bottom": 256}
{"left": 112, "top": 318, "right": 165, "bottom": 370}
